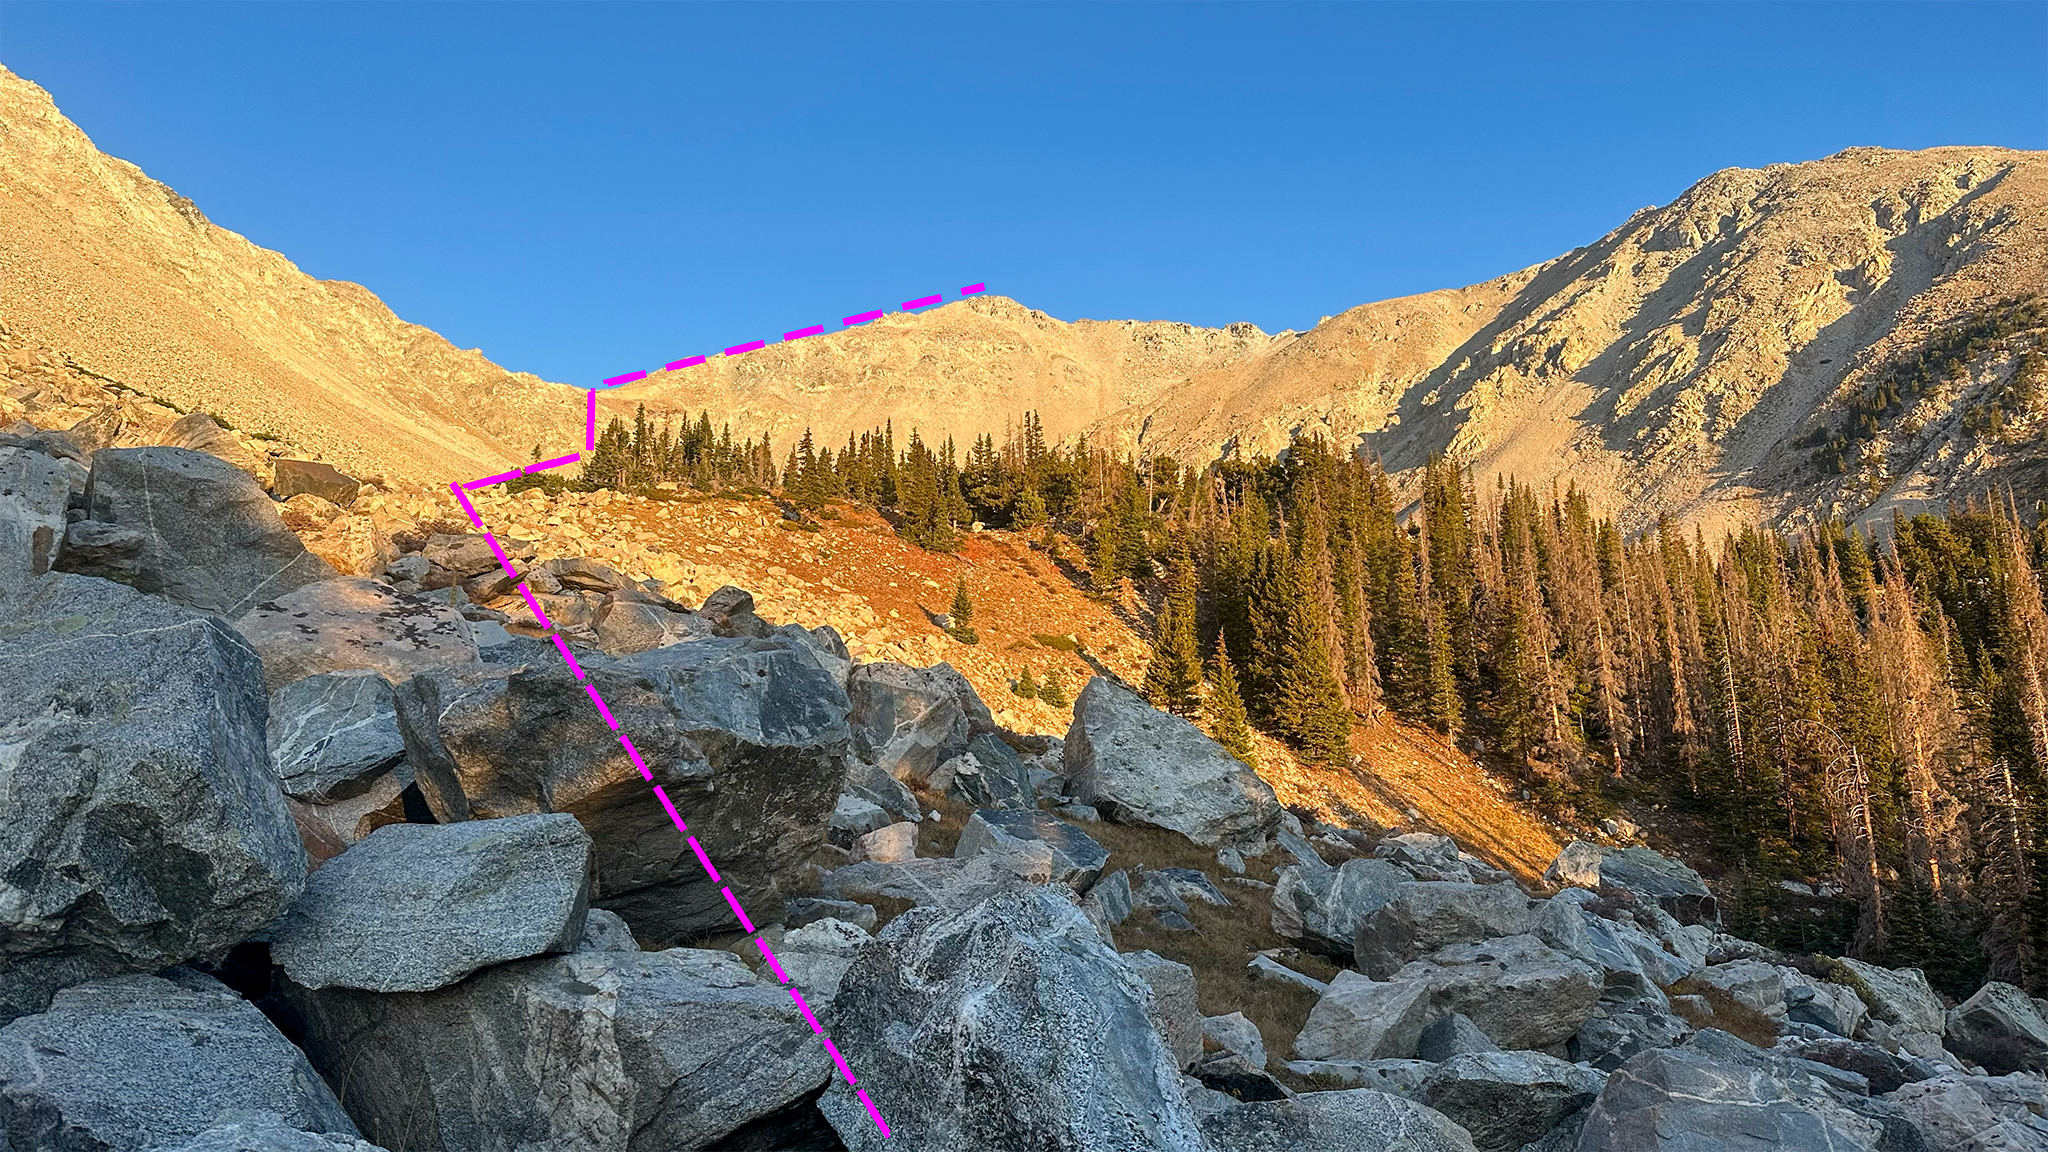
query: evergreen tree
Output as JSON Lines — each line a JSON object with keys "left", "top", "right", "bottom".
{"left": 1207, "top": 640, "right": 1256, "bottom": 766}
{"left": 1143, "top": 537, "right": 1203, "bottom": 714}
{"left": 1275, "top": 539, "right": 1354, "bottom": 765}
{"left": 948, "top": 577, "right": 978, "bottom": 644}
{"left": 1039, "top": 667, "right": 1070, "bottom": 709}
{"left": 1015, "top": 665, "right": 1039, "bottom": 699}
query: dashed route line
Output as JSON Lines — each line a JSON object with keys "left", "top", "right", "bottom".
{"left": 439, "top": 289, "right": 981, "bottom": 1140}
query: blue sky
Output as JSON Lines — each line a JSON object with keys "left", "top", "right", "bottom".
{"left": 4, "top": 2, "right": 2043, "bottom": 387}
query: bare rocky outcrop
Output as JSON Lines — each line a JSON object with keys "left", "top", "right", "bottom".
{"left": 236, "top": 577, "right": 479, "bottom": 691}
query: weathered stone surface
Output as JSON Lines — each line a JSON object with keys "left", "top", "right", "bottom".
{"left": 1125, "top": 949, "right": 1204, "bottom": 1071}
{"left": 1141, "top": 867, "right": 1232, "bottom": 908}
{"left": 0, "top": 445, "right": 69, "bottom": 588}
{"left": 275, "top": 946, "right": 830, "bottom": 1152}
{"left": 784, "top": 896, "right": 878, "bottom": 932}
{"left": 1249, "top": 952, "right": 1330, "bottom": 995}
{"left": 1198, "top": 1088, "right": 1480, "bottom": 1152}
{"left": 934, "top": 731, "right": 1036, "bottom": 809}
{"left": 816, "top": 887, "right": 1205, "bottom": 1151}
{"left": 846, "top": 660, "right": 991, "bottom": 784}
{"left": 1272, "top": 857, "right": 1411, "bottom": 960}
{"left": 1690, "top": 960, "right": 1790, "bottom": 1020}
{"left": 774, "top": 916, "right": 871, "bottom": 1003}
{"left": 1946, "top": 981, "right": 2048, "bottom": 1075}
{"left": 1422, "top": 1051, "right": 1605, "bottom": 1152}
{"left": 0, "top": 971, "right": 358, "bottom": 1150}
{"left": 283, "top": 771, "right": 416, "bottom": 870}
{"left": 830, "top": 793, "right": 894, "bottom": 847}
{"left": 1352, "top": 882, "right": 1540, "bottom": 979}
{"left": 843, "top": 757, "right": 924, "bottom": 822}
{"left": 1569, "top": 1007, "right": 1694, "bottom": 1072}
{"left": 236, "top": 576, "right": 479, "bottom": 691}
{"left": 698, "top": 583, "right": 773, "bottom": 637}
{"left": 269, "top": 814, "right": 592, "bottom": 992}
{"left": 272, "top": 459, "right": 361, "bottom": 507}
{"left": 1205, "top": 1011, "right": 1269, "bottom": 1069}
{"left": 1295, "top": 969, "right": 1440, "bottom": 1062}
{"left": 56, "top": 447, "right": 335, "bottom": 615}
{"left": 1297, "top": 936, "right": 1603, "bottom": 1061}
{"left": 148, "top": 1113, "right": 390, "bottom": 1152}
{"left": 1083, "top": 868, "right": 1133, "bottom": 925}
{"left": 268, "top": 669, "right": 407, "bottom": 803}
{"left": 1545, "top": 841, "right": 1719, "bottom": 926}
{"left": 1063, "top": 676, "right": 1280, "bottom": 849}
{"left": 1376, "top": 833, "right": 1474, "bottom": 882}
{"left": 1837, "top": 956, "right": 1948, "bottom": 1035}
{"left": 1576, "top": 1036, "right": 1906, "bottom": 1151}
{"left": 159, "top": 412, "right": 270, "bottom": 483}
{"left": 591, "top": 596, "right": 710, "bottom": 655}
{"left": 0, "top": 572, "right": 306, "bottom": 1023}
{"left": 1416, "top": 1012, "right": 1500, "bottom": 1062}
{"left": 576, "top": 908, "right": 640, "bottom": 952}
{"left": 825, "top": 851, "right": 1049, "bottom": 911}
{"left": 1189, "top": 1051, "right": 1290, "bottom": 1103}
{"left": 1781, "top": 967, "right": 1870, "bottom": 1037}
{"left": 1779, "top": 1037, "right": 1939, "bottom": 1095}
{"left": 955, "top": 808, "right": 1110, "bottom": 890}
{"left": 299, "top": 513, "right": 398, "bottom": 578}
{"left": 393, "top": 634, "right": 850, "bottom": 944}
{"left": 1888, "top": 1073, "right": 2048, "bottom": 1152}
{"left": 856, "top": 820, "right": 921, "bottom": 863}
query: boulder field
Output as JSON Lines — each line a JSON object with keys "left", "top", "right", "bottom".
{"left": 2, "top": 434, "right": 2045, "bottom": 1150}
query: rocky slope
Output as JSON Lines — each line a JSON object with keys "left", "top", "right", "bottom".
{"left": 8, "top": 422, "right": 2048, "bottom": 1152}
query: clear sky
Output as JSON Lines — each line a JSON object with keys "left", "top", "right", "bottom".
{"left": 4, "top": 2, "right": 2044, "bottom": 387}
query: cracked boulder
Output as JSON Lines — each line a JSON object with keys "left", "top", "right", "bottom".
{"left": 0, "top": 572, "right": 306, "bottom": 1024}
{"left": 1545, "top": 841, "right": 1718, "bottom": 927}
{"left": 236, "top": 576, "right": 479, "bottom": 691}
{"left": 846, "top": 660, "right": 993, "bottom": 784}
{"left": 954, "top": 808, "right": 1110, "bottom": 890}
{"left": 1421, "top": 1051, "right": 1605, "bottom": 1152}
{"left": 1063, "top": 675, "right": 1281, "bottom": 850}
{"left": 1198, "top": 1089, "right": 1479, "bottom": 1152}
{"left": 0, "top": 444, "right": 70, "bottom": 588}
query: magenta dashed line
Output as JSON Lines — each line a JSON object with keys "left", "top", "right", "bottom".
{"left": 603, "top": 370, "right": 647, "bottom": 386}
{"left": 620, "top": 734, "right": 651, "bottom": 780}
{"left": 903, "top": 294, "right": 940, "bottom": 310}
{"left": 724, "top": 339, "right": 766, "bottom": 356}
{"left": 821, "top": 1036, "right": 857, "bottom": 1086}
{"left": 961, "top": 282, "right": 984, "bottom": 294}
{"left": 527, "top": 452, "right": 581, "bottom": 474}
{"left": 653, "top": 784, "right": 689, "bottom": 833}
{"left": 450, "top": 484, "right": 483, "bottom": 528}
{"left": 858, "top": 1090, "right": 890, "bottom": 1137}
{"left": 790, "top": 987, "right": 824, "bottom": 1034}
{"left": 756, "top": 937, "right": 790, "bottom": 984}
{"left": 585, "top": 684, "right": 619, "bottom": 730}
{"left": 783, "top": 324, "right": 824, "bottom": 341}
{"left": 584, "top": 389, "right": 597, "bottom": 450}
{"left": 843, "top": 309, "right": 884, "bottom": 327}
{"left": 665, "top": 355, "right": 707, "bottom": 370}
{"left": 483, "top": 534, "right": 519, "bottom": 581}
{"left": 687, "top": 835, "right": 721, "bottom": 882}
{"left": 551, "top": 634, "right": 585, "bottom": 679}
{"left": 517, "top": 583, "right": 552, "bottom": 628}
{"left": 463, "top": 468, "right": 523, "bottom": 490}
{"left": 721, "top": 886, "right": 755, "bottom": 933}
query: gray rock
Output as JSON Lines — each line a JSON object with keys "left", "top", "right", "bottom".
{"left": 846, "top": 660, "right": 992, "bottom": 784}
{"left": 0, "top": 971, "right": 358, "bottom": 1150}
{"left": 147, "top": 1113, "right": 389, "bottom": 1152}
{"left": 697, "top": 583, "right": 773, "bottom": 637}
{"left": 1690, "top": 960, "right": 1789, "bottom": 1020}
{"left": 1417, "top": 1012, "right": 1501, "bottom": 1062}
{"left": 1837, "top": 956, "right": 1948, "bottom": 1035}
{"left": 825, "top": 851, "right": 1049, "bottom": 911}
{"left": 1946, "top": 980, "right": 2048, "bottom": 1075}
{"left": 575, "top": 908, "right": 640, "bottom": 952}
{"left": 270, "top": 814, "right": 592, "bottom": 992}
{"left": 1198, "top": 1088, "right": 1480, "bottom": 1152}
{"left": 774, "top": 916, "right": 872, "bottom": 1003}
{"left": 417, "top": 532, "right": 529, "bottom": 586}
{"left": 1249, "top": 952, "right": 1331, "bottom": 995}
{"left": 1353, "top": 881, "right": 1541, "bottom": 979}
{"left": 1281, "top": 1059, "right": 1440, "bottom": 1096}
{"left": 1422, "top": 1051, "right": 1605, "bottom": 1152}
{"left": 1272, "top": 857, "right": 1412, "bottom": 960}
{"left": 843, "top": 757, "right": 924, "bottom": 822}
{"left": 0, "top": 573, "right": 306, "bottom": 1023}
{"left": 275, "top": 945, "right": 830, "bottom": 1151}
{"left": 816, "top": 887, "right": 1205, "bottom": 1151}
{"left": 1206, "top": 1011, "right": 1270, "bottom": 1069}
{"left": 1138, "top": 867, "right": 1233, "bottom": 908}
{"left": 268, "top": 669, "right": 407, "bottom": 803}
{"left": 237, "top": 577, "right": 479, "bottom": 691}
{"left": 271, "top": 459, "right": 361, "bottom": 507}
{"left": 1125, "top": 949, "right": 1204, "bottom": 1070}
{"left": 1295, "top": 969, "right": 1441, "bottom": 1062}
{"left": 1545, "top": 840, "right": 1719, "bottom": 926}
{"left": 935, "top": 731, "right": 1037, "bottom": 809}
{"left": 393, "top": 634, "right": 850, "bottom": 944}
{"left": 855, "top": 820, "right": 920, "bottom": 863}
{"left": 1781, "top": 967, "right": 1870, "bottom": 1037}
{"left": 1063, "top": 675, "right": 1281, "bottom": 849}
{"left": 955, "top": 808, "right": 1110, "bottom": 889}
{"left": 1181, "top": 1075, "right": 1243, "bottom": 1123}
{"left": 1779, "top": 1036, "right": 1940, "bottom": 1094}
{"left": 58, "top": 447, "right": 335, "bottom": 615}
{"left": 545, "top": 555, "right": 628, "bottom": 593}
{"left": 0, "top": 445, "right": 70, "bottom": 588}
{"left": 1888, "top": 1072, "right": 2048, "bottom": 1152}
{"left": 591, "top": 596, "right": 710, "bottom": 655}
{"left": 1190, "top": 1050, "right": 1292, "bottom": 1102}
{"left": 1570, "top": 1007, "right": 1694, "bottom": 1072}
{"left": 1377, "top": 833, "right": 1474, "bottom": 881}
{"left": 1057, "top": 802, "right": 1102, "bottom": 822}
{"left": 1576, "top": 1036, "right": 1912, "bottom": 1151}
{"left": 830, "top": 793, "right": 895, "bottom": 848}
{"left": 1083, "top": 868, "right": 1133, "bottom": 926}
{"left": 159, "top": 412, "right": 269, "bottom": 481}
{"left": 785, "top": 896, "right": 878, "bottom": 932}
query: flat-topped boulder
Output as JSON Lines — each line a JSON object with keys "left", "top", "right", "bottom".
{"left": 1545, "top": 841, "right": 1718, "bottom": 926}
{"left": 236, "top": 576, "right": 479, "bottom": 691}
{"left": 1063, "top": 676, "right": 1281, "bottom": 850}
{"left": 954, "top": 808, "right": 1110, "bottom": 890}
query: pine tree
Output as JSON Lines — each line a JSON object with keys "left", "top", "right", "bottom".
{"left": 948, "top": 577, "right": 978, "bottom": 644}
{"left": 1143, "top": 537, "right": 1203, "bottom": 714}
{"left": 1040, "top": 667, "right": 1070, "bottom": 709}
{"left": 1015, "top": 665, "right": 1039, "bottom": 699}
{"left": 1275, "top": 541, "right": 1354, "bottom": 765}
{"left": 1207, "top": 640, "right": 1256, "bottom": 766}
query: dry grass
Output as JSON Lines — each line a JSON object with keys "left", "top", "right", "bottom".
{"left": 1666, "top": 977, "right": 1782, "bottom": 1048}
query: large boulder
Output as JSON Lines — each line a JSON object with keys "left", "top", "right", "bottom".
{"left": 1836, "top": 956, "right": 1948, "bottom": 1035}
{"left": 149, "top": 1114, "right": 390, "bottom": 1152}
{"left": 1062, "top": 676, "right": 1281, "bottom": 849}
{"left": 273, "top": 945, "right": 831, "bottom": 1151}
{"left": 1888, "top": 1072, "right": 2048, "bottom": 1152}
{"left": 1779, "top": 1036, "right": 1941, "bottom": 1095}
{"left": 1945, "top": 981, "right": 2048, "bottom": 1075}
{"left": 824, "top": 852, "right": 1051, "bottom": 911}
{"left": 0, "top": 573, "right": 306, "bottom": 1024}
{"left": 1421, "top": 1051, "right": 1606, "bottom": 1152}
{"left": 0, "top": 971, "right": 359, "bottom": 1150}
{"left": 1197, "top": 1089, "right": 1479, "bottom": 1152}
{"left": 0, "top": 445, "right": 70, "bottom": 588}
{"left": 269, "top": 814, "right": 592, "bottom": 992}
{"left": 268, "top": 669, "right": 408, "bottom": 804}
{"left": 771, "top": 916, "right": 873, "bottom": 1004}
{"left": 1545, "top": 841, "right": 1719, "bottom": 926}
{"left": 236, "top": 577, "right": 479, "bottom": 691}
{"left": 393, "top": 635, "right": 850, "bottom": 944}
{"left": 1124, "top": 949, "right": 1204, "bottom": 1070}
{"left": 934, "top": 731, "right": 1037, "bottom": 809}
{"left": 271, "top": 459, "right": 360, "bottom": 507}
{"left": 846, "top": 661, "right": 991, "bottom": 784}
{"left": 954, "top": 808, "right": 1110, "bottom": 890}
{"left": 1351, "top": 882, "right": 1541, "bottom": 980}
{"left": 159, "top": 412, "right": 271, "bottom": 483}
{"left": 57, "top": 446, "right": 335, "bottom": 615}
{"left": 1781, "top": 967, "right": 1870, "bottom": 1038}
{"left": 1271, "top": 857, "right": 1411, "bottom": 960}
{"left": 814, "top": 887, "right": 1206, "bottom": 1150}
{"left": 1689, "top": 960, "right": 1790, "bottom": 1020}
{"left": 1294, "top": 969, "right": 1440, "bottom": 1062}
{"left": 1570, "top": 1006, "right": 1695, "bottom": 1072}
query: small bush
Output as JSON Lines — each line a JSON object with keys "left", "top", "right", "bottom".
{"left": 1666, "top": 977, "right": 1781, "bottom": 1048}
{"left": 1034, "top": 633, "right": 1082, "bottom": 652}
